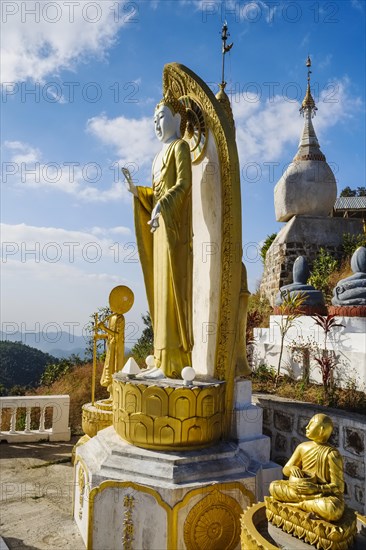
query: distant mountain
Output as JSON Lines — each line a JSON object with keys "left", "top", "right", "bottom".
{"left": 0, "top": 331, "right": 88, "bottom": 357}
{"left": 0, "top": 341, "right": 58, "bottom": 390}
{"left": 49, "top": 347, "right": 87, "bottom": 359}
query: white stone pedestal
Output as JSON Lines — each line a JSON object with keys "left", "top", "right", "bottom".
{"left": 74, "top": 380, "right": 281, "bottom": 550}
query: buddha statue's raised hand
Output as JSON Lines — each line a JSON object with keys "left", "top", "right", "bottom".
{"left": 122, "top": 167, "right": 138, "bottom": 197}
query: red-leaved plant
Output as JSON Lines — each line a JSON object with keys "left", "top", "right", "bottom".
{"left": 311, "top": 314, "right": 345, "bottom": 400}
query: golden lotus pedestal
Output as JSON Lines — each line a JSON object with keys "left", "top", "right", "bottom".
{"left": 112, "top": 374, "right": 226, "bottom": 450}
{"left": 72, "top": 400, "right": 113, "bottom": 463}
{"left": 241, "top": 500, "right": 362, "bottom": 550}
{"left": 82, "top": 400, "right": 113, "bottom": 438}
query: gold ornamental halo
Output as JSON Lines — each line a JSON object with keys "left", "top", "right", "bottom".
{"left": 109, "top": 285, "right": 134, "bottom": 314}
{"left": 179, "top": 95, "right": 207, "bottom": 164}
{"left": 183, "top": 491, "right": 243, "bottom": 550}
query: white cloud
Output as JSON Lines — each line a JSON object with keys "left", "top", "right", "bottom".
{"left": 180, "top": 0, "right": 278, "bottom": 22}
{"left": 4, "top": 140, "right": 41, "bottom": 163}
{"left": 1, "top": 223, "right": 131, "bottom": 266}
{"left": 2, "top": 140, "right": 130, "bottom": 202}
{"left": 110, "top": 226, "right": 131, "bottom": 235}
{"left": 318, "top": 54, "right": 333, "bottom": 70}
{"left": 300, "top": 33, "right": 310, "bottom": 48}
{"left": 1, "top": 1, "right": 129, "bottom": 83}
{"left": 233, "top": 95, "right": 300, "bottom": 162}
{"left": 90, "top": 225, "right": 130, "bottom": 236}
{"left": 315, "top": 77, "right": 363, "bottom": 132}
{"left": 86, "top": 113, "right": 160, "bottom": 167}
{"left": 1, "top": 222, "right": 147, "bottom": 334}
{"left": 351, "top": 0, "right": 363, "bottom": 11}
{"left": 232, "top": 76, "right": 363, "bottom": 167}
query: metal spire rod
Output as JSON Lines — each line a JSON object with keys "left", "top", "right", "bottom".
{"left": 221, "top": 21, "right": 233, "bottom": 87}
{"left": 306, "top": 54, "right": 312, "bottom": 86}
{"left": 300, "top": 54, "right": 317, "bottom": 116}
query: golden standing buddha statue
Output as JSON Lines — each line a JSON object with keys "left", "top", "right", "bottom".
{"left": 123, "top": 94, "right": 193, "bottom": 379}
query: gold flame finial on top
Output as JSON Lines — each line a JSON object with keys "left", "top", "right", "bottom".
{"left": 300, "top": 55, "right": 317, "bottom": 115}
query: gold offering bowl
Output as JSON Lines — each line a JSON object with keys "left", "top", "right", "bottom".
{"left": 289, "top": 471, "right": 317, "bottom": 484}
{"left": 112, "top": 374, "right": 226, "bottom": 451}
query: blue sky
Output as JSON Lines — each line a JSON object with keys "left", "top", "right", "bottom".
{"left": 1, "top": 0, "right": 365, "bottom": 346}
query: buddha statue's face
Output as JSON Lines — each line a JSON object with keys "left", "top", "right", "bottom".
{"left": 305, "top": 414, "right": 332, "bottom": 443}
{"left": 154, "top": 104, "right": 179, "bottom": 143}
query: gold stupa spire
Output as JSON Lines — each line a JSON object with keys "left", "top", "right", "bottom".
{"left": 294, "top": 56, "right": 325, "bottom": 162}
{"left": 300, "top": 55, "right": 317, "bottom": 115}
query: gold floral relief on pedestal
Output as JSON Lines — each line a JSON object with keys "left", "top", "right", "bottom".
{"left": 78, "top": 463, "right": 86, "bottom": 520}
{"left": 122, "top": 494, "right": 135, "bottom": 550}
{"left": 183, "top": 490, "right": 243, "bottom": 550}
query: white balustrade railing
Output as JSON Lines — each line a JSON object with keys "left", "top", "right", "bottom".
{"left": 0, "top": 395, "right": 70, "bottom": 442}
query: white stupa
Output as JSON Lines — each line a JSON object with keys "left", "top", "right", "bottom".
{"left": 274, "top": 57, "right": 337, "bottom": 222}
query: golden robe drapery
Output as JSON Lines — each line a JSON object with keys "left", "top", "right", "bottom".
{"left": 133, "top": 138, "right": 193, "bottom": 378}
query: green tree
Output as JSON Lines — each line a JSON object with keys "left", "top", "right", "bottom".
{"left": 84, "top": 305, "right": 112, "bottom": 361}
{"left": 340, "top": 186, "right": 356, "bottom": 197}
{"left": 40, "top": 354, "right": 85, "bottom": 386}
{"left": 0, "top": 341, "right": 57, "bottom": 390}
{"left": 340, "top": 186, "right": 366, "bottom": 197}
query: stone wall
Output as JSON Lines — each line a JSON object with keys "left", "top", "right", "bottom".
{"left": 252, "top": 393, "right": 366, "bottom": 515}
{"left": 260, "top": 215, "right": 363, "bottom": 306}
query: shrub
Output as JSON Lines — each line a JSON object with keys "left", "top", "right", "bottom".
{"left": 311, "top": 314, "right": 345, "bottom": 401}
{"left": 308, "top": 248, "right": 338, "bottom": 303}
{"left": 274, "top": 291, "right": 307, "bottom": 386}
{"left": 342, "top": 232, "right": 366, "bottom": 258}
{"left": 246, "top": 292, "right": 272, "bottom": 343}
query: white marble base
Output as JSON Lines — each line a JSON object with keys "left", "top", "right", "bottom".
{"left": 73, "top": 379, "right": 281, "bottom": 549}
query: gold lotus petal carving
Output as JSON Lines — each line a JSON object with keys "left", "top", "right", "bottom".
{"left": 113, "top": 378, "right": 225, "bottom": 450}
